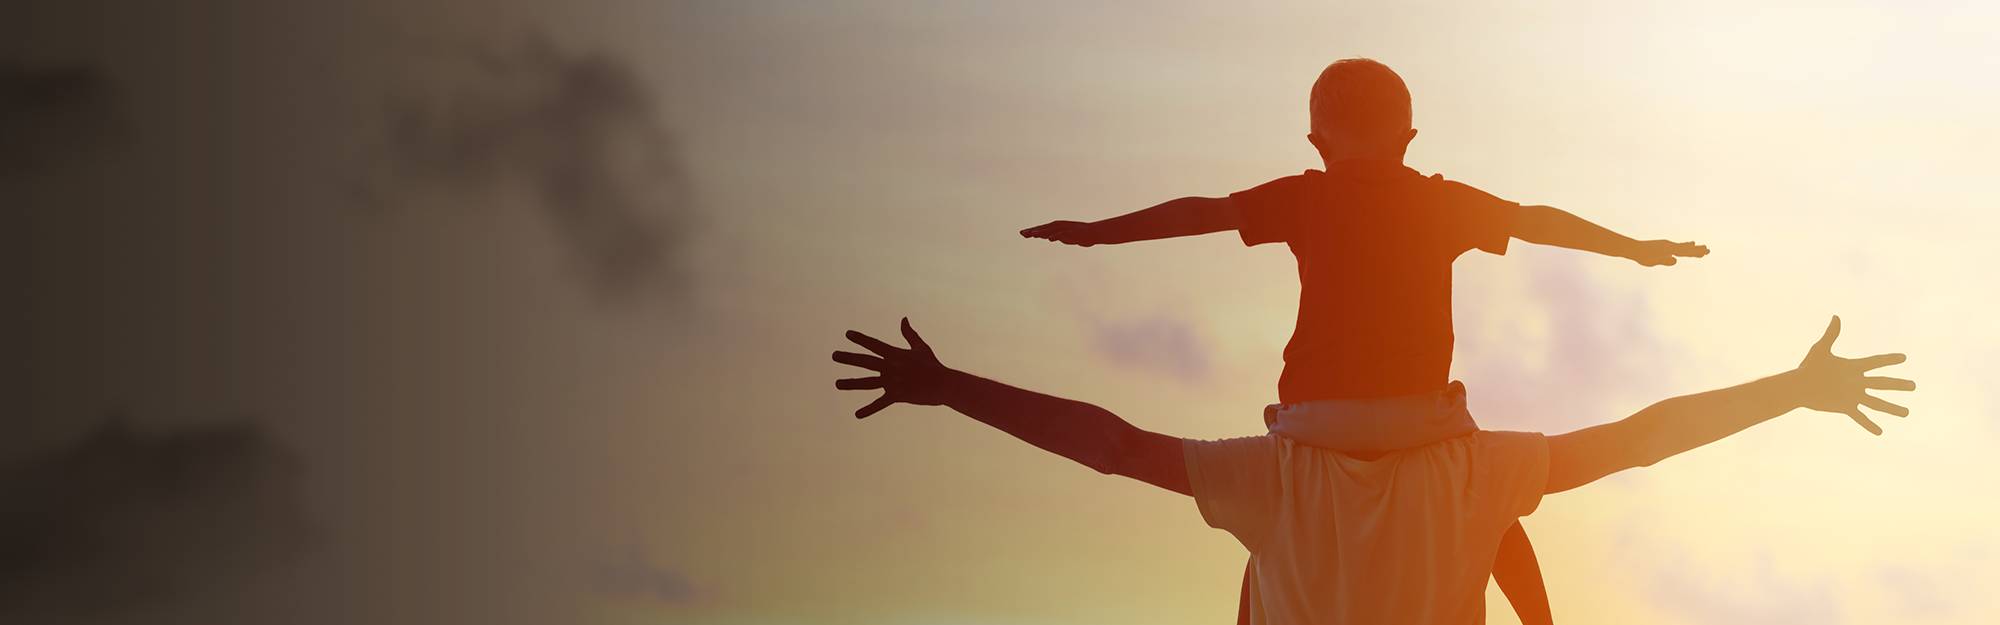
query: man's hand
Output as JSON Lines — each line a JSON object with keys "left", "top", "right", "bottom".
{"left": 1020, "top": 220, "right": 1107, "bottom": 247}
{"left": 833, "top": 318, "right": 957, "bottom": 419}
{"left": 1626, "top": 240, "right": 1709, "bottom": 267}
{"left": 1786, "top": 316, "right": 1915, "bottom": 435}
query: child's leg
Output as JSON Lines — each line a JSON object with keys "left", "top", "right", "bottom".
{"left": 1492, "top": 521, "right": 1553, "bottom": 625}
{"left": 1236, "top": 559, "right": 1253, "bottom": 625}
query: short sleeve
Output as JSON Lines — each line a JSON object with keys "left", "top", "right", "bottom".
{"left": 1183, "top": 436, "right": 1284, "bottom": 551}
{"left": 1231, "top": 174, "right": 1314, "bottom": 247}
{"left": 1468, "top": 431, "right": 1550, "bottom": 522}
{"left": 1431, "top": 177, "right": 1521, "bottom": 256}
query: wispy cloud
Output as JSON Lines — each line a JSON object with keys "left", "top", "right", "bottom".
{"left": 363, "top": 37, "right": 696, "bottom": 305}
{"left": 588, "top": 545, "right": 699, "bottom": 604}
{"left": 1085, "top": 312, "right": 1212, "bottom": 383}
{"left": 1874, "top": 564, "right": 1956, "bottom": 619}
{"left": 1454, "top": 254, "right": 1677, "bottom": 431}
{"left": 0, "top": 61, "right": 120, "bottom": 174}
{"left": 1644, "top": 550, "right": 1845, "bottom": 625}
{"left": 0, "top": 417, "right": 307, "bottom": 620}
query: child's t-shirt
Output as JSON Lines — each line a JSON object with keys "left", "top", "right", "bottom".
{"left": 1231, "top": 161, "right": 1520, "bottom": 403}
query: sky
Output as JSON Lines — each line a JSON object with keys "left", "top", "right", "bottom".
{"left": 8, "top": 1, "right": 1998, "bottom": 623}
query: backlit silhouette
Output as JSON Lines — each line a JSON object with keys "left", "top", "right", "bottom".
{"left": 833, "top": 316, "right": 1910, "bottom": 623}
{"left": 1021, "top": 58, "right": 1707, "bottom": 624}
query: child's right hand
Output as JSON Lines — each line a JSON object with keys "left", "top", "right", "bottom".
{"left": 1020, "top": 220, "right": 1105, "bottom": 247}
{"left": 1628, "top": 240, "right": 1709, "bottom": 267}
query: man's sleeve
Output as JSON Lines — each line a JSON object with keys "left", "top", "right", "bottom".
{"left": 1183, "top": 435, "right": 1283, "bottom": 552}
{"left": 1469, "top": 431, "right": 1550, "bottom": 522}
{"left": 1232, "top": 175, "right": 1308, "bottom": 247}
{"left": 1433, "top": 177, "right": 1522, "bottom": 256}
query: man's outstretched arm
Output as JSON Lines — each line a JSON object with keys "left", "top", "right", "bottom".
{"left": 1546, "top": 316, "right": 1914, "bottom": 494}
{"left": 833, "top": 318, "right": 1191, "bottom": 495}
{"left": 1020, "top": 196, "right": 1239, "bottom": 247}
{"left": 1512, "top": 204, "right": 1708, "bottom": 267}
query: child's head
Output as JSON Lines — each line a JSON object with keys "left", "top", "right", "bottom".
{"left": 1308, "top": 59, "right": 1417, "bottom": 164}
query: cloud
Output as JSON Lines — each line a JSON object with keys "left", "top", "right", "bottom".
{"left": 1644, "top": 550, "right": 1846, "bottom": 625}
{"left": 364, "top": 38, "right": 695, "bottom": 305}
{"left": 1453, "top": 254, "right": 1677, "bottom": 431}
{"left": 1086, "top": 313, "right": 1212, "bottom": 383}
{"left": 0, "top": 62, "right": 120, "bottom": 174}
{"left": 0, "top": 417, "right": 308, "bottom": 620}
{"left": 588, "top": 546, "right": 699, "bottom": 604}
{"left": 1874, "top": 565, "right": 1955, "bottom": 618}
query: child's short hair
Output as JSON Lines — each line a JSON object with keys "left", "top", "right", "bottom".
{"left": 1310, "top": 59, "right": 1412, "bottom": 143}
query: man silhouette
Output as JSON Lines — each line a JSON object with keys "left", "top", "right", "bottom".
{"left": 833, "top": 316, "right": 1910, "bottom": 624}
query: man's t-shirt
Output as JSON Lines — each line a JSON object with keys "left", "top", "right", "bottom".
{"left": 1184, "top": 431, "right": 1549, "bottom": 625}
{"left": 1231, "top": 162, "right": 1521, "bottom": 402}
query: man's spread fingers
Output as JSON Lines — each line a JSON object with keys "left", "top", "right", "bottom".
{"left": 1861, "top": 394, "right": 1911, "bottom": 418}
{"left": 832, "top": 351, "right": 887, "bottom": 371}
{"left": 900, "top": 318, "right": 932, "bottom": 355}
{"left": 1864, "top": 376, "right": 1917, "bottom": 391}
{"left": 1811, "top": 316, "right": 1842, "bottom": 355}
{"left": 846, "top": 330, "right": 904, "bottom": 357}
{"left": 836, "top": 377, "right": 883, "bottom": 390}
{"left": 1853, "top": 353, "right": 1908, "bottom": 371}
{"left": 855, "top": 395, "right": 896, "bottom": 419}
{"left": 1845, "top": 408, "right": 1883, "bottom": 436}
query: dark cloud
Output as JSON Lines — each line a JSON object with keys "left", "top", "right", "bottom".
{"left": 0, "top": 62, "right": 120, "bottom": 174}
{"left": 0, "top": 417, "right": 307, "bottom": 620}
{"left": 364, "top": 38, "right": 696, "bottom": 305}
{"left": 1087, "top": 313, "right": 1212, "bottom": 382}
{"left": 588, "top": 546, "right": 698, "bottom": 604}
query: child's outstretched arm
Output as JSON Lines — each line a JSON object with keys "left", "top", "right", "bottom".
{"left": 1512, "top": 204, "right": 1708, "bottom": 267}
{"left": 1020, "top": 196, "right": 1239, "bottom": 247}
{"left": 1545, "top": 316, "right": 1913, "bottom": 494}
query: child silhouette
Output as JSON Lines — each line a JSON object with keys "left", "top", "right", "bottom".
{"left": 1021, "top": 58, "right": 1709, "bottom": 624}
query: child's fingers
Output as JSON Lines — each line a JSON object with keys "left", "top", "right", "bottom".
{"left": 1021, "top": 221, "right": 1079, "bottom": 239}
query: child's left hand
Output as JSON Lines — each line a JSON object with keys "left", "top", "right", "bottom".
{"left": 1628, "top": 240, "right": 1709, "bottom": 266}
{"left": 1020, "top": 220, "right": 1105, "bottom": 247}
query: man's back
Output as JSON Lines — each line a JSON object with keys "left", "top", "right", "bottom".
{"left": 1230, "top": 161, "right": 1520, "bottom": 402}
{"left": 1185, "top": 430, "right": 1549, "bottom": 624}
